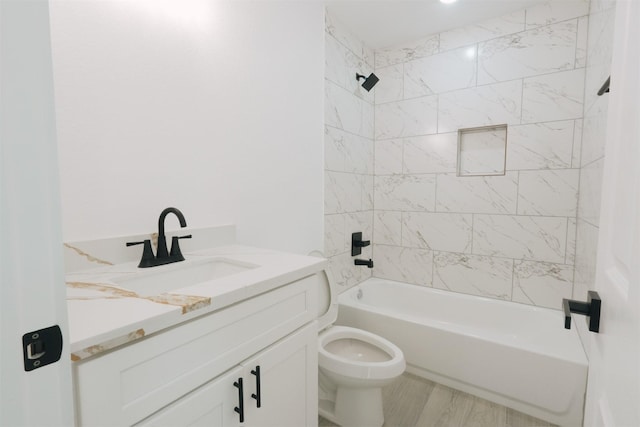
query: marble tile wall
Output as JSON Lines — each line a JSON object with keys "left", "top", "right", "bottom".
{"left": 573, "top": 0, "right": 616, "bottom": 354}
{"left": 324, "top": 12, "right": 375, "bottom": 290}
{"left": 371, "top": 1, "right": 591, "bottom": 309}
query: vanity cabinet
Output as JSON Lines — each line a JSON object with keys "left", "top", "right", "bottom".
{"left": 72, "top": 275, "right": 318, "bottom": 427}
{"left": 135, "top": 323, "right": 316, "bottom": 427}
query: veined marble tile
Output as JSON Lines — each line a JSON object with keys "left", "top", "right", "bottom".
{"left": 373, "top": 244, "right": 433, "bottom": 286}
{"left": 572, "top": 119, "right": 583, "bottom": 168}
{"left": 506, "top": 121, "right": 574, "bottom": 170}
{"left": 566, "top": 217, "right": 577, "bottom": 265}
{"left": 576, "top": 16, "right": 589, "bottom": 68}
{"left": 439, "top": 10, "right": 526, "bottom": 52}
{"left": 473, "top": 214, "right": 567, "bottom": 263}
{"left": 326, "top": 126, "right": 372, "bottom": 174}
{"left": 362, "top": 100, "right": 374, "bottom": 139}
{"left": 375, "top": 34, "right": 439, "bottom": 68}
{"left": 375, "top": 174, "right": 436, "bottom": 211}
{"left": 458, "top": 127, "right": 507, "bottom": 175}
{"left": 374, "top": 64, "right": 403, "bottom": 104}
{"left": 477, "top": 20, "right": 577, "bottom": 85}
{"left": 342, "top": 133, "right": 373, "bottom": 175}
{"left": 363, "top": 44, "right": 374, "bottom": 69}
{"left": 581, "top": 98, "right": 608, "bottom": 166}
{"left": 438, "top": 80, "right": 522, "bottom": 133}
{"left": 325, "top": 34, "right": 349, "bottom": 89}
{"left": 328, "top": 251, "right": 359, "bottom": 290}
{"left": 375, "top": 139, "right": 403, "bottom": 175}
{"left": 522, "top": 68, "right": 585, "bottom": 124}
{"left": 325, "top": 81, "right": 363, "bottom": 136}
{"left": 325, "top": 171, "right": 361, "bottom": 214}
{"left": 375, "top": 96, "right": 438, "bottom": 139}
{"left": 578, "top": 157, "right": 604, "bottom": 227}
{"left": 374, "top": 211, "right": 402, "bottom": 246}
{"left": 402, "top": 212, "right": 473, "bottom": 253}
{"left": 513, "top": 260, "right": 573, "bottom": 309}
{"left": 404, "top": 46, "right": 477, "bottom": 97}
{"left": 517, "top": 169, "right": 579, "bottom": 217}
{"left": 433, "top": 252, "right": 513, "bottom": 300}
{"left": 403, "top": 133, "right": 457, "bottom": 174}
{"left": 436, "top": 173, "right": 518, "bottom": 214}
{"left": 325, "top": 125, "right": 347, "bottom": 172}
{"left": 324, "top": 214, "right": 346, "bottom": 257}
{"left": 525, "top": 0, "right": 590, "bottom": 29}
{"left": 362, "top": 174, "right": 374, "bottom": 211}
{"left": 325, "top": 11, "right": 365, "bottom": 62}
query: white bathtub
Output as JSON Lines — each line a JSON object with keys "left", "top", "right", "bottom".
{"left": 336, "top": 278, "right": 588, "bottom": 427}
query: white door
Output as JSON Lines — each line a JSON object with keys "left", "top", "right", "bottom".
{"left": 583, "top": 1, "right": 640, "bottom": 426}
{"left": 0, "top": 0, "right": 74, "bottom": 425}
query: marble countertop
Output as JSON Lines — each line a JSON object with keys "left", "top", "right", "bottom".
{"left": 66, "top": 245, "right": 326, "bottom": 361}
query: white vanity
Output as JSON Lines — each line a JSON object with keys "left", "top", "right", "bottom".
{"left": 65, "top": 226, "right": 325, "bottom": 426}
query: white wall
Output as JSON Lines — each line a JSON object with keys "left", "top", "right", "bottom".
{"left": 50, "top": 0, "right": 324, "bottom": 255}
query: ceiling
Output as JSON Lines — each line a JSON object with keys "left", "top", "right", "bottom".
{"left": 325, "top": 0, "right": 553, "bottom": 49}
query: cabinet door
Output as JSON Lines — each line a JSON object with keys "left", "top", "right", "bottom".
{"left": 134, "top": 366, "right": 243, "bottom": 427}
{"left": 242, "top": 322, "right": 318, "bottom": 427}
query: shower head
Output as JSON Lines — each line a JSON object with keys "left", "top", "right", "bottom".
{"left": 356, "top": 73, "right": 379, "bottom": 91}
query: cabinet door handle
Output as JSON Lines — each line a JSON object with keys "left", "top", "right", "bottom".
{"left": 233, "top": 377, "right": 244, "bottom": 422}
{"left": 251, "top": 365, "right": 261, "bottom": 408}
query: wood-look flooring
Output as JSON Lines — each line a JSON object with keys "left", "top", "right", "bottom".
{"left": 318, "top": 373, "right": 557, "bottom": 427}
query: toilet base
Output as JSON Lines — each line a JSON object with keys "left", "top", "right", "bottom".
{"left": 319, "top": 386, "right": 384, "bottom": 427}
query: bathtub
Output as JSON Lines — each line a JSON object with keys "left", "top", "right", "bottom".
{"left": 336, "top": 278, "right": 588, "bottom": 427}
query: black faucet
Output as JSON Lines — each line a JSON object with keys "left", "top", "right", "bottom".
{"left": 126, "top": 207, "right": 192, "bottom": 268}
{"left": 157, "top": 207, "right": 189, "bottom": 261}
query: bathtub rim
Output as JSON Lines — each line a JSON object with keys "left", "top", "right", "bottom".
{"left": 338, "top": 277, "right": 588, "bottom": 367}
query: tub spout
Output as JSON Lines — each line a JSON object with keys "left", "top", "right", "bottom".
{"left": 354, "top": 258, "right": 373, "bottom": 268}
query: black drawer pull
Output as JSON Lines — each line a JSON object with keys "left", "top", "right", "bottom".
{"left": 251, "top": 365, "right": 261, "bottom": 408}
{"left": 233, "top": 377, "right": 244, "bottom": 422}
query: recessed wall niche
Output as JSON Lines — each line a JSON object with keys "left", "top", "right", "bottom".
{"left": 457, "top": 124, "right": 508, "bottom": 177}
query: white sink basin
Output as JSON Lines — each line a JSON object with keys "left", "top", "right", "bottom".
{"left": 111, "top": 257, "right": 258, "bottom": 297}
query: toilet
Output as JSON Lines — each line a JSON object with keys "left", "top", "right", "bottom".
{"left": 315, "top": 268, "right": 406, "bottom": 427}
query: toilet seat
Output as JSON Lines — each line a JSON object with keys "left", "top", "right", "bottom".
{"left": 319, "top": 325, "right": 405, "bottom": 381}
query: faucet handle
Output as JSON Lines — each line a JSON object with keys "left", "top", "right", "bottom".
{"left": 126, "top": 240, "right": 156, "bottom": 268}
{"left": 169, "top": 235, "right": 192, "bottom": 262}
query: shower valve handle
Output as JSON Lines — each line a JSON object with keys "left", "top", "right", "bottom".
{"left": 351, "top": 232, "right": 371, "bottom": 256}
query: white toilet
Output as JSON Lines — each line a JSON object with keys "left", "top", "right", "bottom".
{"left": 315, "top": 268, "right": 406, "bottom": 427}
